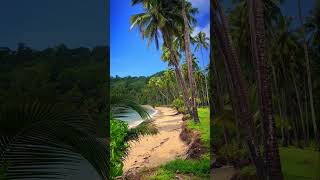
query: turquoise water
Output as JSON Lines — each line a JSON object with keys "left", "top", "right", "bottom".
{"left": 117, "top": 105, "right": 157, "bottom": 127}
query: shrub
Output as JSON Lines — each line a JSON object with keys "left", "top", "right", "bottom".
{"left": 172, "top": 98, "right": 185, "bottom": 112}
{"left": 110, "top": 119, "right": 129, "bottom": 177}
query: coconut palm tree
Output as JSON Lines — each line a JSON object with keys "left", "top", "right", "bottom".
{"left": 130, "top": 0, "right": 193, "bottom": 119}
{"left": 194, "top": 31, "right": 210, "bottom": 105}
{"left": 298, "top": 0, "right": 320, "bottom": 150}
{"left": 212, "top": 1, "right": 266, "bottom": 178}
{"left": 181, "top": 0, "right": 200, "bottom": 123}
{"left": 246, "top": 0, "right": 283, "bottom": 178}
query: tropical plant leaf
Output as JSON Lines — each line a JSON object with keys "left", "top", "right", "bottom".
{"left": 0, "top": 101, "right": 108, "bottom": 180}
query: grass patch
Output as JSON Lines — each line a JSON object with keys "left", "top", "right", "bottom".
{"left": 187, "top": 107, "right": 210, "bottom": 147}
{"left": 149, "top": 155, "right": 210, "bottom": 180}
{"left": 280, "top": 147, "right": 320, "bottom": 180}
{"left": 149, "top": 169, "right": 175, "bottom": 180}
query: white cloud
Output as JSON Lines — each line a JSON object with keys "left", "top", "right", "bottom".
{"left": 192, "top": 23, "right": 210, "bottom": 39}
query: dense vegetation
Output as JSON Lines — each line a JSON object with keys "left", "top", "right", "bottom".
{"left": 0, "top": 44, "right": 109, "bottom": 179}
{"left": 211, "top": 0, "right": 320, "bottom": 179}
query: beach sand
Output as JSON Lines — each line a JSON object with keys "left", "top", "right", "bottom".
{"left": 123, "top": 107, "right": 188, "bottom": 172}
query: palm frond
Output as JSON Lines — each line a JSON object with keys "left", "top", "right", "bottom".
{"left": 111, "top": 94, "right": 150, "bottom": 120}
{"left": 0, "top": 101, "right": 108, "bottom": 179}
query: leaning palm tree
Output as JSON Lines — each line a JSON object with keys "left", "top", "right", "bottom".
{"left": 194, "top": 31, "right": 210, "bottom": 105}
{"left": 181, "top": 0, "right": 200, "bottom": 123}
{"left": 212, "top": 0, "right": 266, "bottom": 178}
{"left": 130, "top": 0, "right": 193, "bottom": 118}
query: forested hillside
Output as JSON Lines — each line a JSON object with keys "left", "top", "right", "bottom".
{"left": 110, "top": 71, "right": 164, "bottom": 104}
{"left": 0, "top": 43, "right": 108, "bottom": 136}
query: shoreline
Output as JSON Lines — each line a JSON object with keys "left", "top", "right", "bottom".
{"left": 128, "top": 108, "right": 158, "bottom": 129}
{"left": 123, "top": 107, "right": 188, "bottom": 172}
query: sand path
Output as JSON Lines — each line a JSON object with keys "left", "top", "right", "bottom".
{"left": 123, "top": 107, "right": 188, "bottom": 172}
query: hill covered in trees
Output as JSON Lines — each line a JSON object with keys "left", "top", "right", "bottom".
{"left": 111, "top": 71, "right": 165, "bottom": 104}
{"left": 0, "top": 43, "right": 109, "bottom": 135}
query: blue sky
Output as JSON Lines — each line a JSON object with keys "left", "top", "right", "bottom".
{"left": 0, "top": 0, "right": 107, "bottom": 50}
{"left": 110, "top": 0, "right": 210, "bottom": 77}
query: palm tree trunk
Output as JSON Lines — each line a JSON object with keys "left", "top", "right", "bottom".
{"left": 247, "top": 0, "right": 283, "bottom": 178}
{"left": 201, "top": 48, "right": 210, "bottom": 106}
{"left": 172, "top": 58, "right": 192, "bottom": 115}
{"left": 161, "top": 27, "right": 193, "bottom": 116}
{"left": 212, "top": 1, "right": 265, "bottom": 178}
{"left": 298, "top": 0, "right": 320, "bottom": 150}
{"left": 304, "top": 82, "right": 310, "bottom": 144}
{"left": 271, "top": 63, "right": 284, "bottom": 144}
{"left": 182, "top": 0, "right": 199, "bottom": 123}
{"left": 290, "top": 69, "right": 307, "bottom": 146}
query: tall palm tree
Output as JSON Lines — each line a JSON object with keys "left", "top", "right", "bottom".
{"left": 247, "top": 0, "right": 283, "bottom": 178}
{"left": 194, "top": 31, "right": 210, "bottom": 105}
{"left": 298, "top": 0, "right": 320, "bottom": 150}
{"left": 130, "top": 0, "right": 193, "bottom": 118}
{"left": 181, "top": 0, "right": 200, "bottom": 123}
{"left": 212, "top": 1, "right": 265, "bottom": 178}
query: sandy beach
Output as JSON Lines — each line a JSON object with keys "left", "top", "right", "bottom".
{"left": 123, "top": 107, "right": 188, "bottom": 172}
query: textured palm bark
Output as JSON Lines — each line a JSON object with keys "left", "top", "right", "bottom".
{"left": 182, "top": 0, "right": 199, "bottom": 123}
{"left": 247, "top": 0, "right": 283, "bottom": 179}
{"left": 212, "top": 1, "right": 265, "bottom": 178}
{"left": 161, "top": 28, "right": 193, "bottom": 116}
{"left": 172, "top": 54, "right": 192, "bottom": 116}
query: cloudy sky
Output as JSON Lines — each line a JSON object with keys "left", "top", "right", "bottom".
{"left": 110, "top": 0, "right": 210, "bottom": 77}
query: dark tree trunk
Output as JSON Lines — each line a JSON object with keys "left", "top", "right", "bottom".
{"left": 247, "top": 0, "right": 283, "bottom": 179}
{"left": 212, "top": 1, "right": 265, "bottom": 178}
{"left": 161, "top": 28, "right": 193, "bottom": 116}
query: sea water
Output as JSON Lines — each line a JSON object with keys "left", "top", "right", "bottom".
{"left": 117, "top": 105, "right": 157, "bottom": 128}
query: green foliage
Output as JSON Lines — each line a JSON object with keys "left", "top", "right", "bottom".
{"left": 187, "top": 108, "right": 210, "bottom": 147}
{"left": 0, "top": 45, "right": 108, "bottom": 137}
{"left": 280, "top": 147, "right": 320, "bottom": 179}
{"left": 150, "top": 169, "right": 175, "bottom": 180}
{"left": 172, "top": 98, "right": 185, "bottom": 111}
{"left": 236, "top": 165, "right": 258, "bottom": 180}
{"left": 127, "top": 120, "right": 158, "bottom": 141}
{"left": 151, "top": 155, "right": 210, "bottom": 179}
{"left": 111, "top": 76, "right": 148, "bottom": 104}
{"left": 110, "top": 119, "right": 129, "bottom": 177}
{"left": 218, "top": 143, "right": 249, "bottom": 163}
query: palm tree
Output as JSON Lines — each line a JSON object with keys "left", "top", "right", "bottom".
{"left": 306, "top": 1, "right": 320, "bottom": 53}
{"left": 298, "top": 0, "right": 320, "bottom": 150}
{"left": 130, "top": 0, "right": 193, "bottom": 118}
{"left": 212, "top": 0, "right": 266, "bottom": 178}
{"left": 181, "top": 0, "right": 200, "bottom": 123}
{"left": 247, "top": 0, "right": 283, "bottom": 178}
{"left": 194, "top": 31, "right": 210, "bottom": 105}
